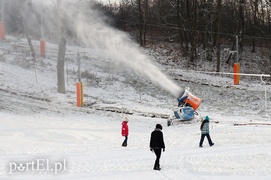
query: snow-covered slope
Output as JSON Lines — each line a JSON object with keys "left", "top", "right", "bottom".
{"left": 0, "top": 34, "right": 271, "bottom": 180}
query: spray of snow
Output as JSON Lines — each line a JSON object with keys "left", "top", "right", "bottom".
{"left": 73, "top": 10, "right": 183, "bottom": 97}
{"left": 13, "top": 1, "right": 184, "bottom": 98}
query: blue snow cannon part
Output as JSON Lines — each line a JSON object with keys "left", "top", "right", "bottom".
{"left": 182, "top": 107, "right": 194, "bottom": 120}
{"left": 177, "top": 96, "right": 187, "bottom": 103}
{"left": 173, "top": 107, "right": 194, "bottom": 120}
{"left": 174, "top": 111, "right": 181, "bottom": 119}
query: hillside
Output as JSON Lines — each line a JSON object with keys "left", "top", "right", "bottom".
{"left": 0, "top": 35, "right": 271, "bottom": 179}
{"left": 145, "top": 42, "right": 270, "bottom": 80}
{"left": 1, "top": 35, "right": 270, "bottom": 118}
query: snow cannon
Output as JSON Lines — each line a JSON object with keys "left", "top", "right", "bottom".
{"left": 173, "top": 107, "right": 195, "bottom": 121}
{"left": 168, "top": 88, "right": 202, "bottom": 126}
{"left": 168, "top": 105, "right": 197, "bottom": 126}
{"left": 177, "top": 89, "right": 202, "bottom": 111}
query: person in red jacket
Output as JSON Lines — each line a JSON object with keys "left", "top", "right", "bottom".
{"left": 121, "top": 116, "right": 129, "bottom": 147}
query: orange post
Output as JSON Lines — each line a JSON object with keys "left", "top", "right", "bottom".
{"left": 0, "top": 21, "right": 5, "bottom": 40}
{"left": 40, "top": 39, "right": 46, "bottom": 57}
{"left": 76, "top": 82, "right": 84, "bottom": 107}
{"left": 233, "top": 63, "right": 240, "bottom": 85}
{"left": 81, "top": 82, "right": 84, "bottom": 106}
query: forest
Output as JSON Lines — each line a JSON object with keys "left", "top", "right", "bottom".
{"left": 101, "top": 0, "right": 271, "bottom": 71}
{"left": 1, "top": 0, "right": 271, "bottom": 73}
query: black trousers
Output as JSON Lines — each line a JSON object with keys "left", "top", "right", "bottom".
{"left": 199, "top": 133, "right": 213, "bottom": 146}
{"left": 122, "top": 136, "right": 128, "bottom": 146}
{"left": 153, "top": 148, "right": 162, "bottom": 167}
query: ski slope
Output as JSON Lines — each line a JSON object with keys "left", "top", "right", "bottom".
{"left": 0, "top": 35, "right": 271, "bottom": 180}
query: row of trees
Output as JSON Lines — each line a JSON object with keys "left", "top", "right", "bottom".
{"left": 2, "top": 0, "right": 271, "bottom": 73}
{"left": 98, "top": 0, "right": 271, "bottom": 71}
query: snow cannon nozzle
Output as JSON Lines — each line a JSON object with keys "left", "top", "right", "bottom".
{"left": 176, "top": 89, "right": 202, "bottom": 111}
{"left": 176, "top": 89, "right": 185, "bottom": 99}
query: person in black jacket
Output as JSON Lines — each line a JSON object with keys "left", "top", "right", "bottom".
{"left": 150, "top": 124, "right": 165, "bottom": 170}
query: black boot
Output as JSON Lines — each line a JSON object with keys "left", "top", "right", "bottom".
{"left": 153, "top": 164, "right": 161, "bottom": 171}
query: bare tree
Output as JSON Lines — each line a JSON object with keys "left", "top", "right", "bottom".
{"left": 56, "top": 0, "right": 66, "bottom": 94}
{"left": 250, "top": 0, "right": 259, "bottom": 52}
{"left": 226, "top": 0, "right": 245, "bottom": 64}
{"left": 216, "top": 0, "right": 222, "bottom": 72}
{"left": 137, "top": 0, "right": 144, "bottom": 46}
{"left": 176, "top": 0, "right": 187, "bottom": 54}
{"left": 143, "top": 0, "right": 149, "bottom": 45}
{"left": 18, "top": 16, "right": 36, "bottom": 62}
{"left": 57, "top": 37, "right": 66, "bottom": 94}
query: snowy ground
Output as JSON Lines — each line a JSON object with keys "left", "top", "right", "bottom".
{"left": 0, "top": 36, "right": 271, "bottom": 180}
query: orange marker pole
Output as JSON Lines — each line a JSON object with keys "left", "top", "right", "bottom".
{"left": 80, "top": 82, "right": 84, "bottom": 106}
{"left": 76, "top": 82, "right": 82, "bottom": 107}
{"left": 40, "top": 39, "right": 46, "bottom": 57}
{"left": 0, "top": 21, "right": 5, "bottom": 40}
{"left": 233, "top": 63, "right": 240, "bottom": 85}
{"left": 76, "top": 82, "right": 84, "bottom": 107}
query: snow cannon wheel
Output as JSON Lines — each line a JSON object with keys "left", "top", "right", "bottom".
{"left": 167, "top": 120, "right": 171, "bottom": 126}
{"left": 167, "top": 119, "right": 173, "bottom": 126}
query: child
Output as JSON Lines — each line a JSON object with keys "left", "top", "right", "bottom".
{"left": 199, "top": 116, "right": 214, "bottom": 147}
{"left": 121, "top": 117, "right": 129, "bottom": 147}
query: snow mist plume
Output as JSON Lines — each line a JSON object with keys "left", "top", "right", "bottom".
{"left": 33, "top": 1, "right": 184, "bottom": 98}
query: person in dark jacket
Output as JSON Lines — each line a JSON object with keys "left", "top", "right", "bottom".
{"left": 199, "top": 116, "right": 214, "bottom": 147}
{"left": 121, "top": 117, "right": 129, "bottom": 147}
{"left": 150, "top": 124, "right": 165, "bottom": 170}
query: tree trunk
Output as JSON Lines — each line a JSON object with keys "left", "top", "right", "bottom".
{"left": 238, "top": 0, "right": 245, "bottom": 51}
{"left": 19, "top": 16, "right": 36, "bottom": 61}
{"left": 143, "top": 0, "right": 148, "bottom": 45}
{"left": 251, "top": 0, "right": 259, "bottom": 53}
{"left": 177, "top": 0, "right": 185, "bottom": 52}
{"left": 57, "top": 37, "right": 66, "bottom": 94}
{"left": 189, "top": 0, "right": 198, "bottom": 63}
{"left": 216, "top": 0, "right": 222, "bottom": 72}
{"left": 137, "top": 0, "right": 143, "bottom": 46}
